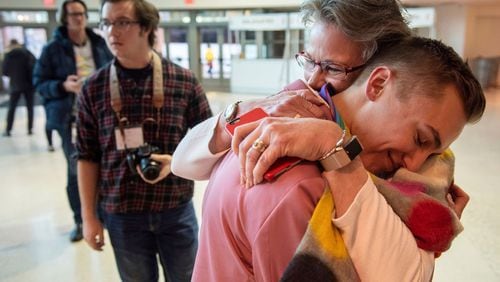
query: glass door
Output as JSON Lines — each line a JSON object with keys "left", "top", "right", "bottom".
{"left": 199, "top": 27, "right": 219, "bottom": 80}
{"left": 24, "top": 28, "right": 47, "bottom": 58}
{"left": 167, "top": 27, "right": 190, "bottom": 70}
{"left": 199, "top": 27, "right": 239, "bottom": 91}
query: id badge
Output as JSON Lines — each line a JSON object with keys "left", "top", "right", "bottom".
{"left": 115, "top": 125, "right": 144, "bottom": 150}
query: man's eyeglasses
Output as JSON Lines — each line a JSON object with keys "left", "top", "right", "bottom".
{"left": 295, "top": 51, "right": 365, "bottom": 81}
{"left": 67, "top": 12, "right": 86, "bottom": 18}
{"left": 99, "top": 19, "right": 140, "bottom": 32}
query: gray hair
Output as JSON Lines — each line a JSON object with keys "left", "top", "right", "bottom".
{"left": 301, "top": 0, "right": 412, "bottom": 61}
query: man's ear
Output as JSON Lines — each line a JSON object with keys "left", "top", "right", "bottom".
{"left": 365, "top": 66, "right": 391, "bottom": 101}
{"left": 139, "top": 27, "right": 151, "bottom": 39}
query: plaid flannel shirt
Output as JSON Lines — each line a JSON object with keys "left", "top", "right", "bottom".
{"left": 76, "top": 57, "right": 212, "bottom": 213}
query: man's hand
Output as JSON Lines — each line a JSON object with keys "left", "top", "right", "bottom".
{"left": 63, "top": 74, "right": 83, "bottom": 94}
{"left": 83, "top": 217, "right": 105, "bottom": 251}
{"left": 137, "top": 154, "right": 172, "bottom": 185}
{"left": 447, "top": 184, "right": 470, "bottom": 219}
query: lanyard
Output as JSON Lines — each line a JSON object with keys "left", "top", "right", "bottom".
{"left": 319, "top": 83, "right": 346, "bottom": 130}
{"left": 110, "top": 51, "right": 164, "bottom": 146}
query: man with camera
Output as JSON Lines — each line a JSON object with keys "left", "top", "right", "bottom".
{"left": 75, "top": 0, "right": 212, "bottom": 281}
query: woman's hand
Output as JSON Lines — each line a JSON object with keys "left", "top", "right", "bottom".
{"left": 257, "top": 89, "right": 332, "bottom": 119}
{"left": 211, "top": 88, "right": 331, "bottom": 154}
{"left": 231, "top": 117, "right": 343, "bottom": 188}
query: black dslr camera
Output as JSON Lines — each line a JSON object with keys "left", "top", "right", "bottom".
{"left": 126, "top": 143, "right": 161, "bottom": 181}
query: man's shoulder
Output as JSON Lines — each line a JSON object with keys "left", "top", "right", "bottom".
{"left": 86, "top": 28, "right": 107, "bottom": 45}
{"left": 16, "top": 48, "right": 34, "bottom": 57}
{"left": 162, "top": 57, "right": 197, "bottom": 80}
{"left": 87, "top": 63, "right": 111, "bottom": 83}
{"left": 42, "top": 37, "right": 69, "bottom": 53}
{"left": 5, "top": 48, "right": 32, "bottom": 62}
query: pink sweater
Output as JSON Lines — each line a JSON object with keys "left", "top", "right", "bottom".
{"left": 193, "top": 153, "right": 324, "bottom": 282}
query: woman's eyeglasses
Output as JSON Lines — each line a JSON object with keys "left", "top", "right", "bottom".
{"left": 295, "top": 51, "right": 365, "bottom": 81}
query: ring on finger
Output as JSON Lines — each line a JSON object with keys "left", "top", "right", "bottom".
{"left": 252, "top": 138, "right": 267, "bottom": 153}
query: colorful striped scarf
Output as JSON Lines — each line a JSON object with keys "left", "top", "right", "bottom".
{"left": 281, "top": 149, "right": 462, "bottom": 281}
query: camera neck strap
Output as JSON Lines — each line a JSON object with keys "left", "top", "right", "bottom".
{"left": 110, "top": 51, "right": 164, "bottom": 143}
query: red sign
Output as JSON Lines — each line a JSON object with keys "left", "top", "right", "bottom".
{"left": 43, "top": 0, "right": 56, "bottom": 7}
{"left": 184, "top": 0, "right": 193, "bottom": 4}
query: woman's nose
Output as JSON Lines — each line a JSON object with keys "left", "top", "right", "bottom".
{"left": 306, "top": 67, "right": 326, "bottom": 91}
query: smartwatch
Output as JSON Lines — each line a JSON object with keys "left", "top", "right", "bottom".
{"left": 320, "top": 135, "right": 363, "bottom": 171}
{"left": 224, "top": 101, "right": 242, "bottom": 123}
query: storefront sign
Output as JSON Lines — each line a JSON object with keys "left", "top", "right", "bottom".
{"left": 229, "top": 13, "right": 303, "bottom": 31}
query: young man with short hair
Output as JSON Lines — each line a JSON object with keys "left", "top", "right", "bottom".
{"left": 76, "top": 0, "right": 212, "bottom": 281}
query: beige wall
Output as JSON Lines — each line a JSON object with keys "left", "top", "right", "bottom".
{"left": 464, "top": 4, "right": 500, "bottom": 58}
{"left": 433, "top": 3, "right": 500, "bottom": 59}
{"left": 435, "top": 4, "right": 468, "bottom": 56}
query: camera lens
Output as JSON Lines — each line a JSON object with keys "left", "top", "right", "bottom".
{"left": 141, "top": 159, "right": 161, "bottom": 180}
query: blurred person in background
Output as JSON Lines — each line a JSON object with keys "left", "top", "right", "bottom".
{"left": 2, "top": 39, "right": 36, "bottom": 137}
{"left": 33, "top": 0, "right": 113, "bottom": 242}
{"left": 45, "top": 127, "right": 55, "bottom": 152}
{"left": 205, "top": 44, "right": 214, "bottom": 76}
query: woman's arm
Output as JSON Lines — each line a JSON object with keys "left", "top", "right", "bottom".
{"left": 171, "top": 90, "right": 330, "bottom": 180}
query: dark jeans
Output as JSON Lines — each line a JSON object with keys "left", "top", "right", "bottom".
{"left": 45, "top": 128, "right": 53, "bottom": 146}
{"left": 53, "top": 117, "right": 81, "bottom": 224}
{"left": 5, "top": 89, "right": 34, "bottom": 133}
{"left": 43, "top": 105, "right": 54, "bottom": 146}
{"left": 104, "top": 201, "right": 198, "bottom": 282}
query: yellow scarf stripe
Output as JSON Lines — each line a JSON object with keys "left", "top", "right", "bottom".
{"left": 309, "top": 188, "right": 349, "bottom": 259}
{"left": 440, "top": 148, "right": 454, "bottom": 161}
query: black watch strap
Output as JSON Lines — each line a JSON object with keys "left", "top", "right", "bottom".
{"left": 320, "top": 135, "right": 363, "bottom": 171}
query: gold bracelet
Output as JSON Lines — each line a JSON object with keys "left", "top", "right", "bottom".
{"left": 319, "top": 130, "right": 346, "bottom": 161}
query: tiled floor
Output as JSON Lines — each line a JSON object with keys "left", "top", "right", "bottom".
{"left": 0, "top": 89, "right": 499, "bottom": 281}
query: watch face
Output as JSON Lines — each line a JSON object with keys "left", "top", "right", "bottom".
{"left": 224, "top": 101, "right": 240, "bottom": 122}
{"left": 345, "top": 136, "right": 363, "bottom": 160}
{"left": 225, "top": 103, "right": 236, "bottom": 119}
